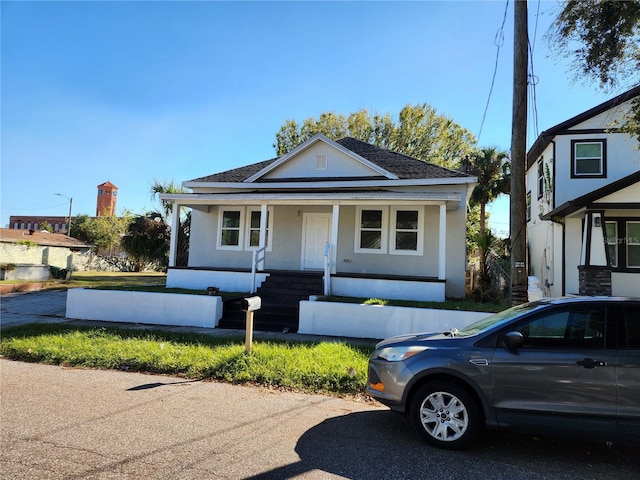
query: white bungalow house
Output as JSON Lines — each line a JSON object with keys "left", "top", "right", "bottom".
{"left": 161, "top": 135, "right": 476, "bottom": 308}
{"left": 526, "top": 86, "right": 640, "bottom": 298}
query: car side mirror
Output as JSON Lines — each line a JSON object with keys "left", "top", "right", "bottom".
{"left": 503, "top": 331, "right": 525, "bottom": 350}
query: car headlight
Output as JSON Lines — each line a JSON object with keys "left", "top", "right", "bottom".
{"left": 375, "top": 345, "right": 429, "bottom": 362}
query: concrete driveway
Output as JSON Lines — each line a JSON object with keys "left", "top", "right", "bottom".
{"left": 0, "top": 289, "right": 68, "bottom": 327}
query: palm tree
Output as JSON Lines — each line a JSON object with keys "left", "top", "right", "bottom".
{"left": 467, "top": 147, "right": 510, "bottom": 301}
{"left": 149, "top": 178, "right": 191, "bottom": 267}
{"left": 468, "top": 147, "right": 510, "bottom": 235}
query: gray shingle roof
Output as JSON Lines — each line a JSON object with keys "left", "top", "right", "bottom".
{"left": 188, "top": 137, "right": 470, "bottom": 183}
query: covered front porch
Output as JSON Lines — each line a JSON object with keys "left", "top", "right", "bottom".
{"left": 164, "top": 191, "right": 466, "bottom": 301}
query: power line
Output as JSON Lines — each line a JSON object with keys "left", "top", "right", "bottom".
{"left": 477, "top": 0, "right": 510, "bottom": 145}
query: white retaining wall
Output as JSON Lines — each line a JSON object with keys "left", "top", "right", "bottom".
{"left": 66, "top": 288, "right": 222, "bottom": 328}
{"left": 299, "top": 300, "right": 490, "bottom": 339}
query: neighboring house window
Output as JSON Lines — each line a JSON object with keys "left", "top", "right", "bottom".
{"left": 27, "top": 223, "right": 32, "bottom": 230}
{"left": 54, "top": 224, "right": 59, "bottom": 232}
{"left": 246, "top": 207, "right": 273, "bottom": 251}
{"left": 13, "top": 223, "right": 18, "bottom": 229}
{"left": 571, "top": 140, "right": 606, "bottom": 178}
{"left": 218, "top": 209, "right": 243, "bottom": 249}
{"left": 526, "top": 191, "right": 531, "bottom": 222}
{"left": 33, "top": 223, "right": 38, "bottom": 230}
{"left": 537, "top": 160, "right": 544, "bottom": 200}
{"left": 605, "top": 221, "right": 618, "bottom": 268}
{"left": 355, "top": 207, "right": 388, "bottom": 254}
{"left": 390, "top": 207, "right": 424, "bottom": 255}
{"left": 604, "top": 218, "right": 640, "bottom": 271}
{"left": 627, "top": 221, "right": 640, "bottom": 268}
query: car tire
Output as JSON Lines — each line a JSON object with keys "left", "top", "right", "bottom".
{"left": 409, "top": 381, "right": 480, "bottom": 450}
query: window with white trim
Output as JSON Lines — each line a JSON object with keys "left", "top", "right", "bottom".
{"left": 355, "top": 207, "right": 388, "bottom": 253}
{"left": 218, "top": 208, "right": 243, "bottom": 250}
{"left": 572, "top": 140, "right": 606, "bottom": 177}
{"left": 246, "top": 207, "right": 273, "bottom": 251}
{"left": 390, "top": 207, "right": 424, "bottom": 255}
{"left": 526, "top": 191, "right": 532, "bottom": 222}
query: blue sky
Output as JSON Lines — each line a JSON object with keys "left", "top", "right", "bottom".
{"left": 1, "top": 0, "right": 618, "bottom": 237}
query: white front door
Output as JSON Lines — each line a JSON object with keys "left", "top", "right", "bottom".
{"left": 301, "top": 213, "right": 331, "bottom": 270}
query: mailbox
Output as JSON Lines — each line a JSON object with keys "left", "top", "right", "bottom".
{"left": 241, "top": 296, "right": 261, "bottom": 312}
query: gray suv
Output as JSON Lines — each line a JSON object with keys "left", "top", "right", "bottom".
{"left": 366, "top": 297, "right": 640, "bottom": 449}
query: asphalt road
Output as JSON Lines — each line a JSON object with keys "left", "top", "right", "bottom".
{"left": 1, "top": 290, "right": 639, "bottom": 479}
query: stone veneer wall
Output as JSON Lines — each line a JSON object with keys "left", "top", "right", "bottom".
{"left": 578, "top": 265, "right": 612, "bottom": 296}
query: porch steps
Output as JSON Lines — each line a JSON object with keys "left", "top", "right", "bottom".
{"left": 219, "top": 271, "right": 323, "bottom": 333}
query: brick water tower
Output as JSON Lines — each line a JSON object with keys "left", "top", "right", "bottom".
{"left": 96, "top": 181, "right": 118, "bottom": 216}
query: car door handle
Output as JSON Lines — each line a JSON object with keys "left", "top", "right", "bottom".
{"left": 577, "top": 358, "right": 606, "bottom": 369}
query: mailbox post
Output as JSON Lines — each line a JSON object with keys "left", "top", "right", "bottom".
{"left": 241, "top": 296, "right": 261, "bottom": 353}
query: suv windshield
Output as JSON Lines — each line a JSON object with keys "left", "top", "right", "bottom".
{"left": 456, "top": 302, "right": 544, "bottom": 337}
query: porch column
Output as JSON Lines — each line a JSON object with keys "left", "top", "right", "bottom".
{"left": 168, "top": 202, "right": 180, "bottom": 267}
{"left": 331, "top": 205, "right": 339, "bottom": 274}
{"left": 258, "top": 204, "right": 267, "bottom": 270}
{"left": 438, "top": 203, "right": 446, "bottom": 280}
{"left": 578, "top": 211, "right": 611, "bottom": 295}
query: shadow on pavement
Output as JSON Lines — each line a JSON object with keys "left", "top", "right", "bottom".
{"left": 246, "top": 410, "right": 640, "bottom": 480}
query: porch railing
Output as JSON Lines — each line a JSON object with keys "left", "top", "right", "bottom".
{"left": 323, "top": 242, "right": 331, "bottom": 296}
{"left": 251, "top": 246, "right": 266, "bottom": 293}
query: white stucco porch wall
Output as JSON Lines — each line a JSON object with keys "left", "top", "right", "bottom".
{"left": 299, "top": 301, "right": 490, "bottom": 339}
{"left": 330, "top": 276, "right": 445, "bottom": 302}
{"left": 166, "top": 268, "right": 266, "bottom": 293}
{"left": 66, "top": 288, "right": 222, "bottom": 328}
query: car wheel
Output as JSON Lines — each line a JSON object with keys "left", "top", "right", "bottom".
{"left": 409, "top": 381, "right": 480, "bottom": 450}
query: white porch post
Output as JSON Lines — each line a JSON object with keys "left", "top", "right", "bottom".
{"left": 258, "top": 204, "right": 267, "bottom": 270}
{"left": 331, "top": 204, "right": 339, "bottom": 274}
{"left": 438, "top": 203, "right": 446, "bottom": 280}
{"left": 168, "top": 202, "right": 180, "bottom": 268}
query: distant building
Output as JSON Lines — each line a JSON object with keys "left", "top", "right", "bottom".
{"left": 96, "top": 181, "right": 118, "bottom": 216}
{"left": 8, "top": 181, "right": 118, "bottom": 232}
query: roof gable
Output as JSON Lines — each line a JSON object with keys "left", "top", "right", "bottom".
{"left": 187, "top": 136, "right": 470, "bottom": 185}
{"left": 245, "top": 134, "right": 396, "bottom": 182}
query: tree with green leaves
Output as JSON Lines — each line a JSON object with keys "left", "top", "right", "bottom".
{"left": 120, "top": 212, "right": 170, "bottom": 272}
{"left": 274, "top": 104, "right": 476, "bottom": 169}
{"left": 548, "top": 0, "right": 640, "bottom": 140}
{"left": 71, "top": 212, "right": 132, "bottom": 255}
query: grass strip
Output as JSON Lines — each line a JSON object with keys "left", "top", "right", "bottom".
{"left": 0, "top": 323, "right": 373, "bottom": 396}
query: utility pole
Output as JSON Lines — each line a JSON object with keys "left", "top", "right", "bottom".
{"left": 510, "top": 0, "right": 528, "bottom": 304}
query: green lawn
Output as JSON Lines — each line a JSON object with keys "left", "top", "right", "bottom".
{"left": 0, "top": 323, "right": 373, "bottom": 397}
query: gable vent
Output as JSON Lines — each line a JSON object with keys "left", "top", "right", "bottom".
{"left": 315, "top": 154, "right": 328, "bottom": 170}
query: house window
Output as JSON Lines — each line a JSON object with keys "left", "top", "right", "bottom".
{"left": 355, "top": 207, "right": 388, "bottom": 254}
{"left": 627, "top": 221, "right": 640, "bottom": 268}
{"left": 246, "top": 207, "right": 273, "bottom": 251}
{"left": 571, "top": 140, "right": 606, "bottom": 178}
{"left": 218, "top": 209, "right": 243, "bottom": 249}
{"left": 390, "top": 207, "right": 424, "bottom": 255}
{"left": 537, "top": 160, "right": 544, "bottom": 200}
{"left": 526, "top": 191, "right": 532, "bottom": 222}
{"left": 605, "top": 221, "right": 618, "bottom": 268}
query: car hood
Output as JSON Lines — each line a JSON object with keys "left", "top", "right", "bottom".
{"left": 375, "top": 331, "right": 453, "bottom": 348}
